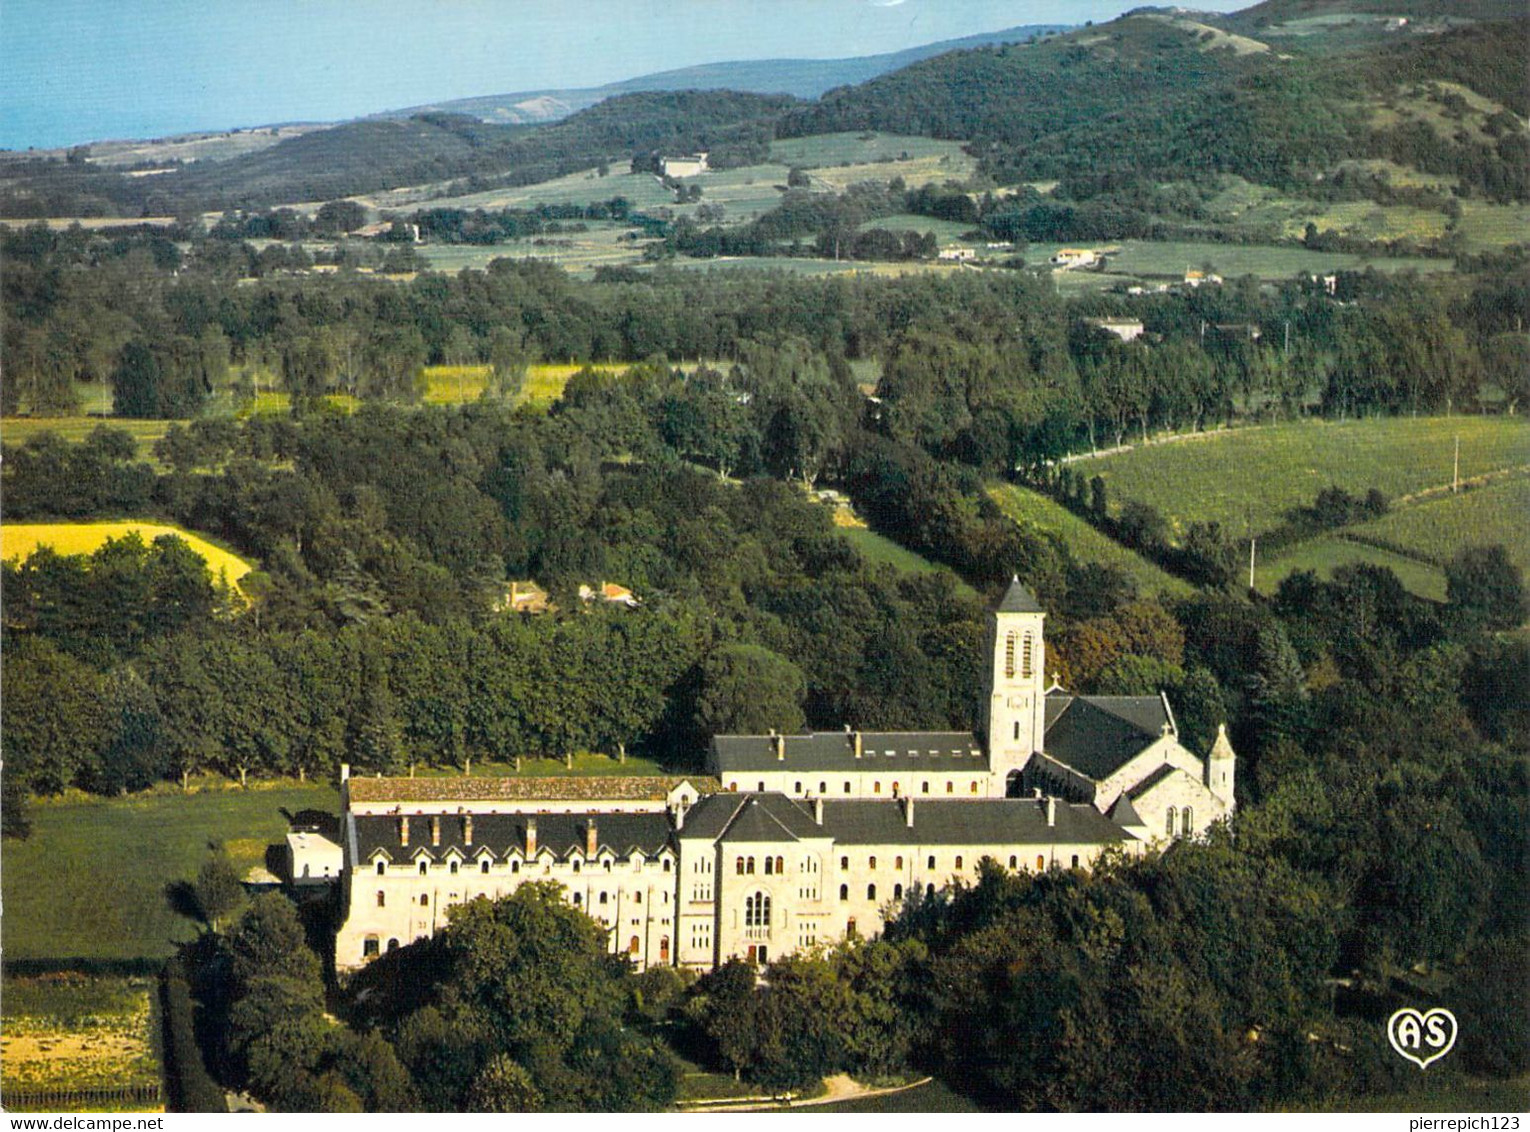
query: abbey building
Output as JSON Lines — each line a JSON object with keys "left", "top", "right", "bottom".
{"left": 334, "top": 579, "right": 1235, "bottom": 971}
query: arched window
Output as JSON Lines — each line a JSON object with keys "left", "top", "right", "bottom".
{"left": 926, "top": 883, "right": 935, "bottom": 897}
{"left": 419, "top": 860, "right": 428, "bottom": 875}
{"left": 1008, "top": 855, "right": 1017, "bottom": 869}
{"left": 660, "top": 936, "right": 670, "bottom": 962}
{"left": 794, "top": 781, "right": 802, "bottom": 794}
{"left": 843, "top": 782, "right": 852, "bottom": 794}
{"left": 892, "top": 782, "right": 900, "bottom": 797}
{"left": 839, "top": 884, "right": 849, "bottom": 901}
{"left": 869, "top": 856, "right": 877, "bottom": 870}
{"left": 1036, "top": 855, "right": 1046, "bottom": 871}
{"left": 736, "top": 857, "right": 745, "bottom": 875}
{"left": 840, "top": 856, "right": 849, "bottom": 870}
{"left": 764, "top": 857, "right": 774, "bottom": 876}
{"left": 599, "top": 892, "right": 608, "bottom": 905}
{"left": 894, "top": 884, "right": 903, "bottom": 900}
{"left": 971, "top": 782, "right": 980, "bottom": 794}
{"left": 573, "top": 860, "right": 581, "bottom": 874}
{"left": 387, "top": 938, "right": 399, "bottom": 952}
{"left": 1166, "top": 807, "right": 1177, "bottom": 837}
{"left": 746, "top": 857, "right": 756, "bottom": 875}
{"left": 873, "top": 781, "right": 881, "bottom": 794}
{"left": 574, "top": 893, "right": 582, "bottom": 906}
{"left": 745, "top": 893, "right": 772, "bottom": 927}
{"left": 867, "top": 884, "right": 877, "bottom": 901}
{"left": 757, "top": 781, "right": 765, "bottom": 792}
{"left": 1021, "top": 632, "right": 1035, "bottom": 678}
{"left": 419, "top": 894, "right": 429, "bottom": 907}
{"left": 662, "top": 859, "right": 671, "bottom": 873}
{"left": 511, "top": 861, "right": 520, "bottom": 874}
{"left": 1071, "top": 854, "right": 1080, "bottom": 868}
{"left": 955, "top": 856, "right": 964, "bottom": 870}
{"left": 927, "top": 855, "right": 936, "bottom": 869}
{"left": 376, "top": 860, "right": 386, "bottom": 875}
{"left": 894, "top": 856, "right": 903, "bottom": 869}
{"left": 1182, "top": 807, "right": 1194, "bottom": 836}
{"left": 946, "top": 782, "right": 954, "bottom": 794}
{"left": 921, "top": 781, "right": 930, "bottom": 794}
{"left": 481, "top": 859, "right": 490, "bottom": 874}
{"left": 776, "top": 856, "right": 785, "bottom": 874}
{"left": 629, "top": 936, "right": 641, "bottom": 955}
{"left": 449, "top": 861, "right": 459, "bottom": 875}
{"left": 634, "top": 892, "right": 642, "bottom": 904}
{"left": 376, "top": 891, "right": 386, "bottom": 907}
{"left": 819, "top": 782, "right": 826, "bottom": 794}
{"left": 1004, "top": 631, "right": 1016, "bottom": 678}
{"left": 363, "top": 936, "right": 380, "bottom": 958}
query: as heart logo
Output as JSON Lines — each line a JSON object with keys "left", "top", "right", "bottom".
{"left": 1387, "top": 1007, "right": 1458, "bottom": 1069}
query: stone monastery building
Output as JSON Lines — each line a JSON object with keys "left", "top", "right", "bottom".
{"left": 335, "top": 579, "right": 1235, "bottom": 971}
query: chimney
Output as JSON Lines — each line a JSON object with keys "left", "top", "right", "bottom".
{"left": 430, "top": 815, "right": 441, "bottom": 847}
{"left": 774, "top": 732, "right": 786, "bottom": 761}
{"left": 340, "top": 763, "right": 350, "bottom": 782}
{"left": 903, "top": 796, "right": 914, "bottom": 828}
{"left": 463, "top": 814, "right": 474, "bottom": 845}
{"left": 1046, "top": 796, "right": 1057, "bottom": 828}
{"left": 675, "top": 803, "right": 686, "bottom": 832}
{"left": 1033, "top": 786, "right": 1043, "bottom": 800}
{"left": 586, "top": 819, "right": 599, "bottom": 858}
{"left": 853, "top": 731, "right": 863, "bottom": 760}
{"left": 399, "top": 815, "right": 410, "bottom": 847}
{"left": 813, "top": 796, "right": 824, "bottom": 825}
{"left": 525, "top": 818, "right": 538, "bottom": 857}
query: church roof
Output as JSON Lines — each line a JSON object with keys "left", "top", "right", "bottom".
{"left": 680, "top": 792, "right": 826, "bottom": 842}
{"left": 1042, "top": 694, "right": 1172, "bottom": 781}
{"left": 353, "top": 811, "right": 672, "bottom": 862}
{"left": 711, "top": 731, "right": 985, "bottom": 775}
{"left": 1107, "top": 793, "right": 1146, "bottom": 828}
{"left": 997, "top": 576, "right": 1046, "bottom": 613}
{"left": 1126, "top": 763, "right": 1182, "bottom": 800}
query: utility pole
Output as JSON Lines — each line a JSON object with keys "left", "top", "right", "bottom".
{"left": 1249, "top": 538, "right": 1257, "bottom": 591}
{"left": 1453, "top": 435, "right": 1460, "bottom": 494}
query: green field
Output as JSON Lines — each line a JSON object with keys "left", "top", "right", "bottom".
{"left": 1, "top": 417, "right": 176, "bottom": 452}
{"left": 1084, "top": 417, "right": 1530, "bottom": 536}
{"left": 418, "top": 223, "right": 657, "bottom": 276}
{"left": 1033, "top": 239, "right": 1451, "bottom": 281}
{"left": 858, "top": 214, "right": 979, "bottom": 242}
{"left": 770, "top": 133, "right": 971, "bottom": 170}
{"left": 1256, "top": 535, "right": 1448, "bottom": 601}
{"left": 839, "top": 526, "right": 976, "bottom": 597}
{"left": 1348, "top": 475, "right": 1530, "bottom": 575}
{"left": 989, "top": 484, "right": 1194, "bottom": 598}
{"left": 2, "top": 785, "right": 336, "bottom": 965}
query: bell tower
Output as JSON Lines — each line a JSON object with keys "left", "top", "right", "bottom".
{"left": 984, "top": 577, "right": 1047, "bottom": 787}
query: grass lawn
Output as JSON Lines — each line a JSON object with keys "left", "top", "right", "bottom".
{"left": 1348, "top": 475, "right": 1530, "bottom": 575}
{"left": 1, "top": 976, "right": 161, "bottom": 1106}
{"left": 2, "top": 784, "right": 336, "bottom": 966}
{"left": 838, "top": 526, "right": 975, "bottom": 598}
{"left": 988, "top": 484, "right": 1194, "bottom": 598}
{"left": 1, "top": 521, "right": 256, "bottom": 591}
{"left": 1256, "top": 535, "right": 1447, "bottom": 602}
{"left": 1083, "top": 416, "right": 1530, "bottom": 537}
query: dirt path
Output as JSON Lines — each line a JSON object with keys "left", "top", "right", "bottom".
{"left": 681, "top": 1073, "right": 933, "bottom": 1112}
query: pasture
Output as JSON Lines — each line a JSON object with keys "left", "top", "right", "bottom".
{"left": 2, "top": 522, "right": 256, "bottom": 590}
{"left": 1349, "top": 475, "right": 1530, "bottom": 575}
{"left": 988, "top": 484, "right": 1194, "bottom": 598}
{"left": 418, "top": 223, "right": 657, "bottom": 276}
{"left": 839, "top": 526, "right": 975, "bottom": 598}
{"left": 1255, "top": 535, "right": 1447, "bottom": 601}
{"left": 770, "top": 133, "right": 971, "bottom": 170}
{"left": 1, "top": 784, "right": 336, "bottom": 965}
{"left": 1083, "top": 416, "right": 1530, "bottom": 536}
{"left": 1036, "top": 239, "right": 1452, "bottom": 281}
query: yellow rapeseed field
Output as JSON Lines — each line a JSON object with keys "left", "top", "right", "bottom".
{"left": 1, "top": 522, "right": 255, "bottom": 591}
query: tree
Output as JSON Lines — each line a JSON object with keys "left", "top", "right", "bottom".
{"left": 227, "top": 892, "right": 322, "bottom": 989}
{"left": 194, "top": 842, "right": 247, "bottom": 930}
{"left": 693, "top": 644, "right": 807, "bottom": 738}
{"left": 1445, "top": 545, "right": 1525, "bottom": 632}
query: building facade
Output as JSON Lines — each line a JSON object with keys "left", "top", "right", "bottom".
{"left": 332, "top": 579, "right": 1235, "bottom": 973}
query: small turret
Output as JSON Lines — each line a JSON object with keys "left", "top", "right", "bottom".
{"left": 1206, "top": 723, "right": 1236, "bottom": 808}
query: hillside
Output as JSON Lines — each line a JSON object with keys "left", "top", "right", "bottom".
{"left": 386, "top": 24, "right": 1068, "bottom": 126}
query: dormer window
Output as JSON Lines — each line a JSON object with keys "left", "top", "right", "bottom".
{"left": 376, "top": 860, "right": 386, "bottom": 875}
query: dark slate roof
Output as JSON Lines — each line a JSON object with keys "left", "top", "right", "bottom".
{"left": 1107, "top": 793, "right": 1146, "bottom": 827}
{"left": 821, "top": 798, "right": 1129, "bottom": 846}
{"left": 354, "top": 811, "right": 671, "bottom": 862}
{"left": 712, "top": 730, "right": 985, "bottom": 774}
{"left": 680, "top": 792, "right": 824, "bottom": 843}
{"left": 1042, "top": 693, "right": 1170, "bottom": 781}
{"left": 1126, "top": 763, "right": 1181, "bottom": 800}
{"left": 997, "top": 576, "right": 1046, "bottom": 614}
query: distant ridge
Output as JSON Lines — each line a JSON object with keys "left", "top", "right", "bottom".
{"left": 375, "top": 24, "right": 1069, "bottom": 126}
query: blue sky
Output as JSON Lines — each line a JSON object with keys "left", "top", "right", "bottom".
{"left": 2, "top": 0, "right": 1179, "bottom": 150}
